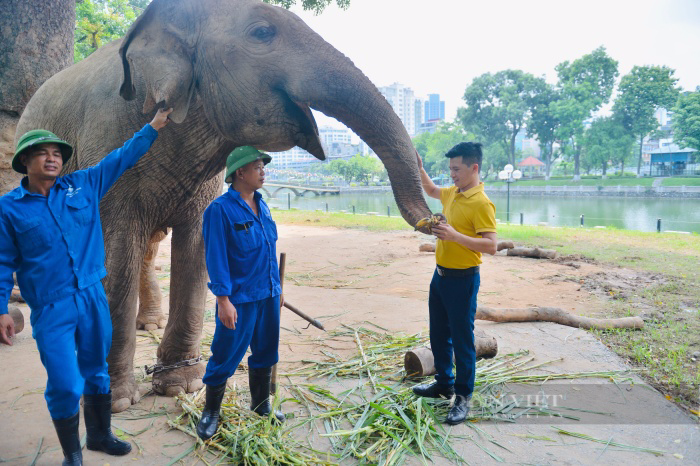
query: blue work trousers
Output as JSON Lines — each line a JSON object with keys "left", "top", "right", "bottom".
{"left": 202, "top": 295, "right": 280, "bottom": 386}
{"left": 428, "top": 270, "right": 480, "bottom": 397}
{"left": 31, "top": 283, "right": 112, "bottom": 420}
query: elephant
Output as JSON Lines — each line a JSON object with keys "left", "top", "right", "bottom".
{"left": 15, "top": 0, "right": 432, "bottom": 412}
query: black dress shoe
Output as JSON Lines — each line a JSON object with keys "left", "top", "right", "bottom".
{"left": 412, "top": 381, "right": 455, "bottom": 399}
{"left": 446, "top": 395, "right": 470, "bottom": 425}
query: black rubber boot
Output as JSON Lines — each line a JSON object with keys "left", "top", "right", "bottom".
{"left": 446, "top": 394, "right": 471, "bottom": 425}
{"left": 52, "top": 412, "right": 83, "bottom": 466}
{"left": 412, "top": 381, "right": 455, "bottom": 399}
{"left": 84, "top": 393, "right": 132, "bottom": 456}
{"left": 249, "top": 367, "right": 284, "bottom": 423}
{"left": 196, "top": 382, "right": 227, "bottom": 440}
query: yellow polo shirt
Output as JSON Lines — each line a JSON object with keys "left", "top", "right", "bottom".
{"left": 435, "top": 183, "right": 497, "bottom": 268}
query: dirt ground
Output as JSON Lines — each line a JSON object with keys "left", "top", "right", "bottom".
{"left": 0, "top": 224, "right": 697, "bottom": 465}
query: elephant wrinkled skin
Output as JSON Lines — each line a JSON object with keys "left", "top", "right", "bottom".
{"left": 15, "top": 0, "right": 432, "bottom": 411}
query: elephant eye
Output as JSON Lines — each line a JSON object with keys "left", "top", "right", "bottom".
{"left": 251, "top": 25, "right": 276, "bottom": 42}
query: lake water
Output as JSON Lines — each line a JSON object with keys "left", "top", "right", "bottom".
{"left": 263, "top": 189, "right": 700, "bottom": 233}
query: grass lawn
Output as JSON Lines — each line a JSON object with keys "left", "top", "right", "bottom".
{"left": 661, "top": 177, "right": 700, "bottom": 187}
{"left": 273, "top": 209, "right": 700, "bottom": 413}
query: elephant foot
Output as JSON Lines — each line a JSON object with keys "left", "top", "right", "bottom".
{"left": 136, "top": 308, "right": 168, "bottom": 331}
{"left": 111, "top": 378, "right": 141, "bottom": 413}
{"left": 152, "top": 362, "right": 205, "bottom": 397}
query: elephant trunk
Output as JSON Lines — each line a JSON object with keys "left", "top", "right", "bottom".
{"left": 287, "top": 47, "right": 433, "bottom": 229}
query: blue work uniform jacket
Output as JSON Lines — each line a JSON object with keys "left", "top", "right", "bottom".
{"left": 0, "top": 124, "right": 159, "bottom": 314}
{"left": 202, "top": 187, "right": 281, "bottom": 304}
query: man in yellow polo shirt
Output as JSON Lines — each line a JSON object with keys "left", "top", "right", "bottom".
{"left": 413, "top": 142, "right": 498, "bottom": 425}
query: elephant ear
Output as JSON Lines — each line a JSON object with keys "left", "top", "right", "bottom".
{"left": 119, "top": 0, "right": 195, "bottom": 124}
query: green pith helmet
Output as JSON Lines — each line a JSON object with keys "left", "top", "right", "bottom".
{"left": 13, "top": 129, "right": 73, "bottom": 174}
{"left": 225, "top": 146, "right": 272, "bottom": 183}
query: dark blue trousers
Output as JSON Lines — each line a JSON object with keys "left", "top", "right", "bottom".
{"left": 31, "top": 283, "right": 112, "bottom": 420}
{"left": 428, "top": 269, "right": 480, "bottom": 397}
{"left": 202, "top": 295, "right": 280, "bottom": 386}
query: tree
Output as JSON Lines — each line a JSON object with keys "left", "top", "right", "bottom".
{"left": 75, "top": 0, "right": 149, "bottom": 62}
{"left": 0, "top": 0, "right": 76, "bottom": 194}
{"left": 458, "top": 70, "right": 545, "bottom": 166}
{"left": 553, "top": 46, "right": 618, "bottom": 180}
{"left": 413, "top": 122, "right": 471, "bottom": 176}
{"left": 672, "top": 89, "right": 700, "bottom": 151}
{"left": 527, "top": 83, "right": 560, "bottom": 179}
{"left": 582, "top": 116, "right": 635, "bottom": 176}
{"left": 612, "top": 65, "right": 680, "bottom": 175}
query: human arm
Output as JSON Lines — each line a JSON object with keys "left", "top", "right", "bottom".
{"left": 216, "top": 296, "right": 238, "bottom": 330}
{"left": 416, "top": 150, "right": 441, "bottom": 200}
{"left": 86, "top": 108, "right": 173, "bottom": 199}
{"left": 0, "top": 216, "right": 19, "bottom": 345}
{"left": 432, "top": 225, "right": 498, "bottom": 255}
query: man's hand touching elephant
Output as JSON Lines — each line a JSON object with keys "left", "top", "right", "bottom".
{"left": 216, "top": 296, "right": 238, "bottom": 330}
{"left": 0, "top": 314, "right": 15, "bottom": 346}
{"left": 432, "top": 222, "right": 459, "bottom": 242}
{"left": 150, "top": 108, "right": 174, "bottom": 131}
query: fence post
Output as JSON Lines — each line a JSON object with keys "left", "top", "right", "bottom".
{"left": 352, "top": 205, "right": 356, "bottom": 215}
{"left": 287, "top": 192, "right": 291, "bottom": 210}
{"left": 387, "top": 206, "right": 390, "bottom": 217}
{"left": 580, "top": 214, "right": 584, "bottom": 227}
{"left": 520, "top": 213, "right": 523, "bottom": 225}
{"left": 325, "top": 202, "right": 328, "bottom": 213}
{"left": 657, "top": 218, "right": 661, "bottom": 233}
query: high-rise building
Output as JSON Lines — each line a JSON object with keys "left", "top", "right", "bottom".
{"left": 377, "top": 82, "right": 417, "bottom": 136}
{"left": 268, "top": 126, "right": 367, "bottom": 170}
{"left": 424, "top": 94, "right": 445, "bottom": 121}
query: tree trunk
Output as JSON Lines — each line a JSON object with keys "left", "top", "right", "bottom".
{"left": 572, "top": 139, "right": 581, "bottom": 181}
{"left": 621, "top": 159, "right": 625, "bottom": 175}
{"left": 545, "top": 142, "right": 552, "bottom": 179}
{"left": 476, "top": 306, "right": 644, "bottom": 330}
{"left": 636, "top": 133, "right": 644, "bottom": 176}
{"left": 0, "top": 0, "right": 75, "bottom": 195}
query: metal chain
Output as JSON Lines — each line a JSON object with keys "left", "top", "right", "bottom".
{"left": 144, "top": 355, "right": 203, "bottom": 375}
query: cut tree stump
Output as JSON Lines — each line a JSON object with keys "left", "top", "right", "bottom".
{"left": 507, "top": 247, "right": 557, "bottom": 259}
{"left": 8, "top": 305, "right": 24, "bottom": 334}
{"left": 476, "top": 306, "right": 644, "bottom": 330}
{"left": 404, "top": 329, "right": 498, "bottom": 377}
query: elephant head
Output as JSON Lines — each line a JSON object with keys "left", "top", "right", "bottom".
{"left": 119, "top": 0, "right": 432, "bottom": 227}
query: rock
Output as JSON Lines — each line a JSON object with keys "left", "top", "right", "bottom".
{"left": 692, "top": 351, "right": 700, "bottom": 359}
{"left": 419, "top": 242, "right": 435, "bottom": 253}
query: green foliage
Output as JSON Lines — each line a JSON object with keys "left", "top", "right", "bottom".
{"left": 264, "top": 0, "right": 350, "bottom": 13}
{"left": 325, "top": 154, "right": 384, "bottom": 184}
{"left": 582, "top": 116, "right": 635, "bottom": 174}
{"left": 553, "top": 46, "right": 619, "bottom": 177}
{"left": 412, "top": 122, "right": 471, "bottom": 177}
{"left": 457, "top": 70, "right": 546, "bottom": 165}
{"left": 672, "top": 90, "right": 700, "bottom": 150}
{"left": 527, "top": 83, "right": 560, "bottom": 177}
{"left": 612, "top": 65, "right": 680, "bottom": 173}
{"left": 74, "top": 0, "right": 148, "bottom": 62}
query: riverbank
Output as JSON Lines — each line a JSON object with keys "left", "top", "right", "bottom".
{"left": 332, "top": 183, "right": 700, "bottom": 198}
{"left": 272, "top": 209, "right": 700, "bottom": 413}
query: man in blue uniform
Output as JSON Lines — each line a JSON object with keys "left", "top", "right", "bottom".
{"left": 0, "top": 108, "right": 172, "bottom": 465}
{"left": 196, "top": 146, "right": 283, "bottom": 441}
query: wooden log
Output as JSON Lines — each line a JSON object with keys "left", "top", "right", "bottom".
{"left": 9, "top": 305, "right": 24, "bottom": 334}
{"left": 506, "top": 247, "right": 557, "bottom": 259}
{"left": 476, "top": 306, "right": 644, "bottom": 330}
{"left": 404, "top": 329, "right": 498, "bottom": 377}
{"left": 497, "top": 241, "right": 515, "bottom": 251}
{"left": 419, "top": 242, "right": 435, "bottom": 252}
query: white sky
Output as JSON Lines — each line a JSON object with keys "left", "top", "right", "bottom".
{"left": 290, "top": 0, "right": 700, "bottom": 129}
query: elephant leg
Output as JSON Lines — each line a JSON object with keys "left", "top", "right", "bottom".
{"left": 104, "top": 226, "right": 148, "bottom": 413}
{"left": 136, "top": 229, "right": 169, "bottom": 331}
{"left": 152, "top": 218, "right": 207, "bottom": 396}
